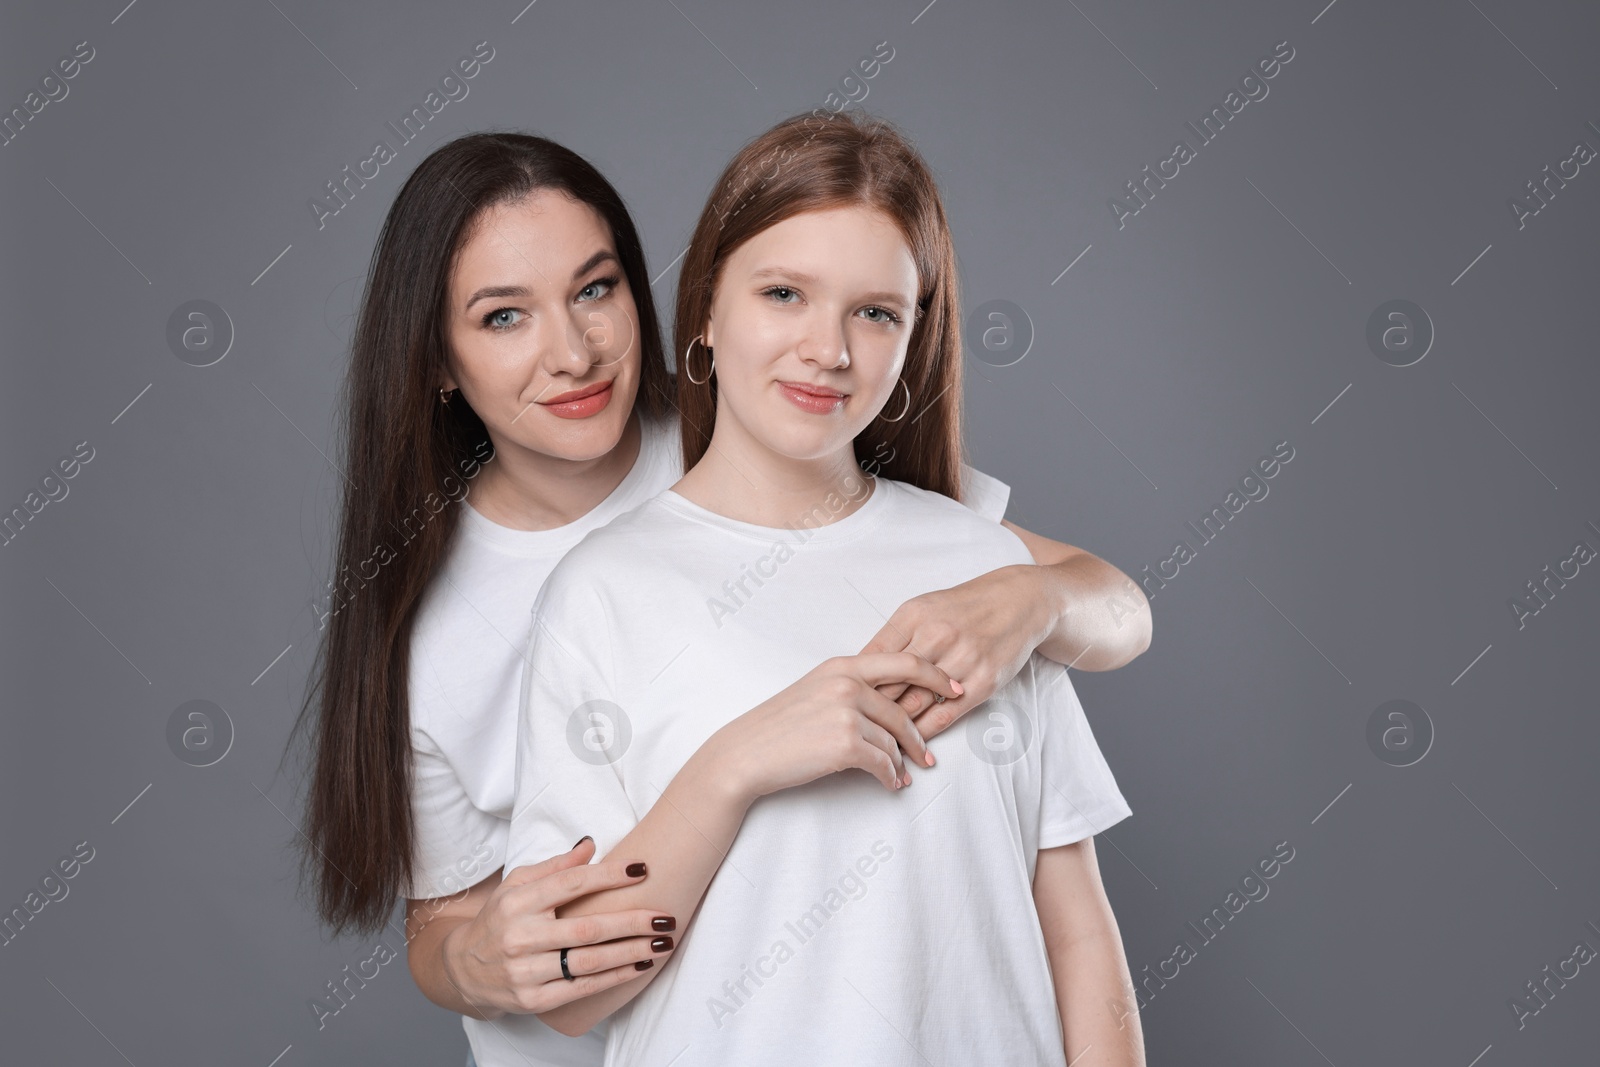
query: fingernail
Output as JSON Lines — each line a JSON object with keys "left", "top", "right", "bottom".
{"left": 951, "top": 680, "right": 965, "bottom": 695}
{"left": 571, "top": 835, "right": 593, "bottom": 851}
{"left": 651, "top": 936, "right": 674, "bottom": 952}
{"left": 924, "top": 751, "right": 935, "bottom": 767}
{"left": 635, "top": 959, "right": 654, "bottom": 971}
{"left": 626, "top": 862, "right": 647, "bottom": 878}
{"left": 652, "top": 916, "right": 676, "bottom": 932}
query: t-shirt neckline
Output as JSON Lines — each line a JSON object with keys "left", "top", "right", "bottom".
{"left": 658, "top": 474, "right": 894, "bottom": 544}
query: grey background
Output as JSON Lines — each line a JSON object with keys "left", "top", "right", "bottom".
{"left": 2, "top": 0, "right": 1596, "bottom": 1063}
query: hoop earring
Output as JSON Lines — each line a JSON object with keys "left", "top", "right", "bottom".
{"left": 878, "top": 378, "right": 910, "bottom": 423}
{"left": 685, "top": 334, "right": 715, "bottom": 386}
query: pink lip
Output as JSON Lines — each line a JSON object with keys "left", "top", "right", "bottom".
{"left": 778, "top": 380, "right": 848, "bottom": 414}
{"left": 540, "top": 379, "right": 614, "bottom": 419}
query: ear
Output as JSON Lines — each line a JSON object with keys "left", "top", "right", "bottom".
{"left": 702, "top": 316, "right": 715, "bottom": 349}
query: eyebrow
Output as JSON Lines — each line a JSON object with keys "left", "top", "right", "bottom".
{"left": 463, "top": 251, "right": 621, "bottom": 310}
{"left": 748, "top": 266, "right": 913, "bottom": 308}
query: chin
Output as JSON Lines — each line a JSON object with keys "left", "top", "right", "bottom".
{"left": 524, "top": 408, "right": 632, "bottom": 463}
{"left": 761, "top": 420, "right": 856, "bottom": 463}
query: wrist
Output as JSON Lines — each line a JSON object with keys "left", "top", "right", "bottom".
{"left": 1008, "top": 563, "right": 1066, "bottom": 647}
{"left": 689, "top": 731, "right": 761, "bottom": 811}
{"left": 440, "top": 918, "right": 504, "bottom": 1021}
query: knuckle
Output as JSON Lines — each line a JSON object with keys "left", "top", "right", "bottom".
{"left": 570, "top": 916, "right": 600, "bottom": 945}
{"left": 826, "top": 675, "right": 858, "bottom": 701}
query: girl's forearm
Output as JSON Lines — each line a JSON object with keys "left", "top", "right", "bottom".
{"left": 536, "top": 744, "right": 753, "bottom": 1036}
{"left": 1055, "top": 930, "right": 1146, "bottom": 1066}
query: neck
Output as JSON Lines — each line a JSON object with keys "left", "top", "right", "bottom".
{"left": 468, "top": 410, "right": 643, "bottom": 531}
{"left": 673, "top": 410, "right": 873, "bottom": 528}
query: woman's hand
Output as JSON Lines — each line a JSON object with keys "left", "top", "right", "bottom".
{"left": 424, "top": 840, "right": 678, "bottom": 1019}
{"left": 701, "top": 652, "right": 966, "bottom": 801}
{"left": 859, "top": 564, "right": 1050, "bottom": 740}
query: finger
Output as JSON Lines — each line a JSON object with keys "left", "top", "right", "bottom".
{"left": 858, "top": 688, "right": 933, "bottom": 770}
{"left": 912, "top": 698, "right": 962, "bottom": 743}
{"left": 533, "top": 957, "right": 664, "bottom": 1010}
{"left": 853, "top": 717, "right": 907, "bottom": 789}
{"left": 855, "top": 651, "right": 964, "bottom": 702}
{"left": 875, "top": 680, "right": 911, "bottom": 703}
{"left": 543, "top": 909, "right": 677, "bottom": 951}
{"left": 895, "top": 684, "right": 937, "bottom": 717}
{"left": 857, "top": 618, "right": 912, "bottom": 658}
{"left": 499, "top": 837, "right": 597, "bottom": 888}
{"left": 517, "top": 857, "right": 648, "bottom": 912}
{"left": 550, "top": 932, "right": 676, "bottom": 983}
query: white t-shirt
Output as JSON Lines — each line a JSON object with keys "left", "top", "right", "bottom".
{"left": 505, "top": 477, "right": 1132, "bottom": 1067}
{"left": 404, "top": 411, "right": 1011, "bottom": 1067}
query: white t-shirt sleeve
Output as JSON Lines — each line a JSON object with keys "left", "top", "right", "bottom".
{"left": 959, "top": 463, "right": 1011, "bottom": 523}
{"left": 1032, "top": 658, "right": 1132, "bottom": 849}
{"left": 404, "top": 729, "right": 505, "bottom": 900}
{"left": 507, "top": 574, "right": 641, "bottom": 873}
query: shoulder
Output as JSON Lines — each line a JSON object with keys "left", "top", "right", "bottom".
{"left": 958, "top": 463, "right": 1010, "bottom": 523}
{"left": 880, "top": 478, "right": 1033, "bottom": 565}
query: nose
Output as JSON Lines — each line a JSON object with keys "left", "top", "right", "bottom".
{"left": 535, "top": 306, "right": 604, "bottom": 378}
{"left": 573, "top": 302, "right": 636, "bottom": 371}
{"left": 796, "top": 314, "right": 850, "bottom": 371}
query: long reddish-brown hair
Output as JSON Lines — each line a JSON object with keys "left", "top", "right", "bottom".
{"left": 673, "top": 111, "right": 966, "bottom": 498}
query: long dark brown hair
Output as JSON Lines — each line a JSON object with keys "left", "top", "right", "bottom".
{"left": 292, "top": 132, "right": 672, "bottom": 935}
{"left": 674, "top": 110, "right": 965, "bottom": 498}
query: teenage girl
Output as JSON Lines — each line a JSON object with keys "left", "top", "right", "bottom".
{"left": 506, "top": 112, "right": 1145, "bottom": 1065}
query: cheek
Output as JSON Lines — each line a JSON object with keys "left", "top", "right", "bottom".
{"left": 451, "top": 330, "right": 531, "bottom": 397}
{"left": 578, "top": 299, "right": 642, "bottom": 368}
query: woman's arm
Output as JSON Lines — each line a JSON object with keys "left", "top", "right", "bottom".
{"left": 1003, "top": 522, "right": 1152, "bottom": 672}
{"left": 1034, "top": 839, "right": 1146, "bottom": 1067}
{"left": 860, "top": 523, "right": 1151, "bottom": 738}
{"left": 405, "top": 843, "right": 674, "bottom": 1020}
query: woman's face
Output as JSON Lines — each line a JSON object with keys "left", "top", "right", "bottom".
{"left": 703, "top": 204, "right": 919, "bottom": 464}
{"left": 444, "top": 190, "right": 641, "bottom": 463}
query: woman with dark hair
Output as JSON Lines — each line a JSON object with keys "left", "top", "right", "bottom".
{"left": 296, "top": 129, "right": 1149, "bottom": 1067}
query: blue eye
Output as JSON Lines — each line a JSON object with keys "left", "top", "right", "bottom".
{"left": 860, "top": 306, "right": 903, "bottom": 326}
{"left": 577, "top": 276, "right": 617, "bottom": 302}
{"left": 482, "top": 307, "right": 524, "bottom": 332}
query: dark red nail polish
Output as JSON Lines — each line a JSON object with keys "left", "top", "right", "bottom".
{"left": 635, "top": 959, "right": 654, "bottom": 971}
{"left": 652, "top": 916, "right": 676, "bottom": 932}
{"left": 651, "top": 936, "right": 674, "bottom": 952}
{"left": 626, "top": 862, "right": 647, "bottom": 878}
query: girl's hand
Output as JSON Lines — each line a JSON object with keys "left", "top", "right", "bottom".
{"left": 437, "top": 840, "right": 678, "bottom": 1017}
{"left": 703, "top": 652, "right": 965, "bottom": 802}
{"left": 859, "top": 564, "right": 1050, "bottom": 740}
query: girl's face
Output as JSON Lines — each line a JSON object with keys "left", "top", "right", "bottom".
{"left": 703, "top": 204, "right": 919, "bottom": 465}
{"left": 445, "top": 190, "right": 641, "bottom": 463}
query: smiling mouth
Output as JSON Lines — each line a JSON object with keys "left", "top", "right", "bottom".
{"left": 538, "top": 379, "right": 615, "bottom": 419}
{"left": 777, "top": 380, "right": 849, "bottom": 413}
{"left": 542, "top": 380, "right": 613, "bottom": 405}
